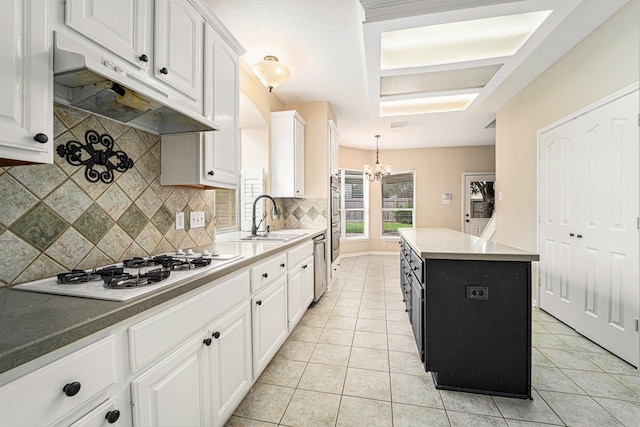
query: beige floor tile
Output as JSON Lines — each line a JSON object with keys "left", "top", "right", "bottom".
{"left": 531, "top": 366, "right": 585, "bottom": 394}
{"left": 256, "top": 357, "right": 306, "bottom": 387}
{"left": 387, "top": 319, "right": 413, "bottom": 336}
{"left": 532, "top": 333, "right": 572, "bottom": 350}
{"left": 584, "top": 351, "right": 640, "bottom": 376}
{"left": 224, "top": 415, "right": 277, "bottom": 426}
{"left": 343, "top": 367, "right": 391, "bottom": 401}
{"left": 387, "top": 333, "right": 418, "bottom": 353}
{"left": 325, "top": 315, "right": 358, "bottom": 330}
{"left": 493, "top": 390, "right": 563, "bottom": 425}
{"left": 561, "top": 369, "right": 640, "bottom": 401}
{"left": 538, "top": 390, "right": 623, "bottom": 426}
{"left": 392, "top": 403, "right": 450, "bottom": 427}
{"left": 336, "top": 396, "right": 393, "bottom": 427}
{"left": 390, "top": 372, "right": 443, "bottom": 408}
{"left": 440, "top": 389, "right": 502, "bottom": 416}
{"left": 356, "top": 318, "right": 387, "bottom": 333}
{"left": 613, "top": 374, "right": 640, "bottom": 395}
{"left": 318, "top": 328, "right": 354, "bottom": 346}
{"left": 309, "top": 343, "right": 351, "bottom": 367}
{"left": 299, "top": 313, "right": 329, "bottom": 328}
{"left": 353, "top": 330, "right": 388, "bottom": 350}
{"left": 389, "top": 350, "right": 427, "bottom": 376}
{"left": 288, "top": 325, "right": 323, "bottom": 343}
{"left": 531, "top": 348, "right": 555, "bottom": 367}
{"left": 537, "top": 348, "right": 603, "bottom": 371}
{"left": 276, "top": 340, "right": 316, "bottom": 362}
{"left": 557, "top": 334, "right": 609, "bottom": 354}
{"left": 448, "top": 411, "right": 508, "bottom": 427}
{"left": 233, "top": 383, "right": 294, "bottom": 424}
{"left": 349, "top": 347, "right": 389, "bottom": 371}
{"left": 297, "top": 362, "right": 347, "bottom": 394}
{"left": 280, "top": 389, "right": 341, "bottom": 427}
{"left": 331, "top": 305, "right": 360, "bottom": 318}
{"left": 358, "top": 307, "right": 386, "bottom": 320}
{"left": 504, "top": 420, "right": 562, "bottom": 427}
{"left": 335, "top": 298, "right": 361, "bottom": 308}
{"left": 593, "top": 397, "right": 640, "bottom": 427}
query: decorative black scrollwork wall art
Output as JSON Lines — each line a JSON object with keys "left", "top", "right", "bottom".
{"left": 57, "top": 130, "right": 134, "bottom": 184}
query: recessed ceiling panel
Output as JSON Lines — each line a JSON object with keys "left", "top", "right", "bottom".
{"left": 380, "top": 10, "right": 552, "bottom": 70}
{"left": 380, "top": 93, "right": 479, "bottom": 117}
{"left": 380, "top": 64, "right": 502, "bottom": 96}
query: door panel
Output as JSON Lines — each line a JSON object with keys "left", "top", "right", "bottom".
{"left": 463, "top": 173, "right": 495, "bottom": 236}
{"left": 539, "top": 88, "right": 639, "bottom": 366}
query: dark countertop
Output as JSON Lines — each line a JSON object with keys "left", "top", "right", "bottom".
{"left": 399, "top": 228, "right": 539, "bottom": 262}
{"left": 0, "top": 229, "right": 325, "bottom": 375}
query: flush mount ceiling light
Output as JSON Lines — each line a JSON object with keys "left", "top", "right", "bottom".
{"left": 364, "top": 135, "right": 392, "bottom": 182}
{"left": 252, "top": 55, "right": 291, "bottom": 92}
{"left": 380, "top": 93, "right": 479, "bottom": 117}
{"left": 380, "top": 10, "right": 552, "bottom": 70}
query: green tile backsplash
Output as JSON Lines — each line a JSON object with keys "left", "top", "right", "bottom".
{"left": 0, "top": 104, "right": 215, "bottom": 287}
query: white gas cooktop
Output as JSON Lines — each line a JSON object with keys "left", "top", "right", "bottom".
{"left": 13, "top": 253, "right": 243, "bottom": 302}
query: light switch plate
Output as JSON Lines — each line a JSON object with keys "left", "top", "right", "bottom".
{"left": 190, "top": 211, "right": 205, "bottom": 229}
{"left": 175, "top": 212, "right": 185, "bottom": 230}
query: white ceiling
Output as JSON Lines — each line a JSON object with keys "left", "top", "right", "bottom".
{"left": 205, "top": 0, "right": 627, "bottom": 150}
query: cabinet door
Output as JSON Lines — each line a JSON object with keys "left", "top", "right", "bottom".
{"left": 294, "top": 117, "right": 305, "bottom": 196}
{"left": 252, "top": 276, "right": 288, "bottom": 377}
{"left": 202, "top": 25, "right": 239, "bottom": 188}
{"left": 154, "top": 0, "right": 203, "bottom": 102}
{"left": 208, "top": 302, "right": 252, "bottom": 427}
{"left": 65, "top": 0, "right": 151, "bottom": 69}
{"left": 131, "top": 332, "right": 211, "bottom": 427}
{"left": 411, "top": 279, "right": 424, "bottom": 362}
{"left": 302, "top": 256, "right": 315, "bottom": 307}
{"left": 68, "top": 396, "right": 128, "bottom": 427}
{"left": 287, "top": 268, "right": 304, "bottom": 330}
{"left": 0, "top": 0, "right": 52, "bottom": 164}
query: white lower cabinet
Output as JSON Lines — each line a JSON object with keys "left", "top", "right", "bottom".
{"left": 208, "top": 302, "right": 252, "bottom": 426}
{"left": 131, "top": 332, "right": 211, "bottom": 427}
{"left": 252, "top": 275, "right": 288, "bottom": 377}
{"left": 69, "top": 396, "right": 127, "bottom": 427}
{"left": 0, "top": 336, "right": 118, "bottom": 427}
{"left": 287, "top": 256, "right": 314, "bottom": 331}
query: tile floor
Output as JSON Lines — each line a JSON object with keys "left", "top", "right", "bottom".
{"left": 226, "top": 255, "right": 640, "bottom": 426}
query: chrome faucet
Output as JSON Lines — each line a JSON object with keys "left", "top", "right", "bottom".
{"left": 251, "top": 194, "right": 279, "bottom": 236}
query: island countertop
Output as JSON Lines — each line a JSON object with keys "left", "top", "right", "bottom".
{"left": 399, "top": 228, "right": 539, "bottom": 262}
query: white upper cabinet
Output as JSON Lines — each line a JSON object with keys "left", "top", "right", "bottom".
{"left": 63, "top": 0, "right": 203, "bottom": 111}
{"left": 271, "top": 110, "right": 306, "bottom": 198}
{"left": 201, "top": 23, "right": 240, "bottom": 188}
{"left": 65, "top": 0, "right": 151, "bottom": 71}
{"left": 154, "top": 0, "right": 203, "bottom": 101}
{"left": 0, "top": 0, "right": 53, "bottom": 164}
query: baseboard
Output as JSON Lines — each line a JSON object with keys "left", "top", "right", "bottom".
{"left": 340, "top": 251, "right": 399, "bottom": 259}
{"left": 531, "top": 299, "right": 538, "bottom": 308}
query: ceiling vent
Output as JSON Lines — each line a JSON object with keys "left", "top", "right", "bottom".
{"left": 390, "top": 121, "right": 408, "bottom": 128}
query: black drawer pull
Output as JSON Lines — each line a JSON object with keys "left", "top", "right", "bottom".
{"left": 256, "top": 300, "right": 262, "bottom": 306}
{"left": 105, "top": 410, "right": 120, "bottom": 424}
{"left": 63, "top": 382, "right": 81, "bottom": 397}
{"left": 139, "top": 54, "right": 148, "bottom": 62}
{"left": 280, "top": 263, "right": 285, "bottom": 268}
{"left": 262, "top": 273, "right": 268, "bottom": 278}
{"left": 203, "top": 338, "right": 212, "bottom": 346}
{"left": 33, "top": 133, "right": 48, "bottom": 144}
{"left": 212, "top": 331, "right": 220, "bottom": 339}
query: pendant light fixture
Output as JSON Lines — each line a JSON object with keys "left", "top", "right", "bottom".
{"left": 252, "top": 55, "right": 291, "bottom": 92}
{"left": 364, "top": 135, "right": 392, "bottom": 182}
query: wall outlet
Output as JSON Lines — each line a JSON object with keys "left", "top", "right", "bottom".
{"left": 190, "top": 211, "right": 205, "bottom": 229}
{"left": 175, "top": 212, "right": 185, "bottom": 230}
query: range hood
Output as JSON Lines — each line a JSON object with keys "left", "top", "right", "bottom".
{"left": 53, "top": 32, "right": 219, "bottom": 135}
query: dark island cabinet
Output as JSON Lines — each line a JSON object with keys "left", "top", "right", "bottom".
{"left": 399, "top": 230, "right": 537, "bottom": 400}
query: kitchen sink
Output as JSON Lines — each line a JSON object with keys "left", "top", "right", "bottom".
{"left": 240, "top": 232, "right": 306, "bottom": 242}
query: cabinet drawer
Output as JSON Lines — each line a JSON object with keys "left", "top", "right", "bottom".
{"left": 287, "top": 240, "right": 313, "bottom": 268}
{"left": 250, "top": 253, "right": 287, "bottom": 292}
{"left": 409, "top": 249, "right": 424, "bottom": 283}
{"left": 129, "top": 271, "right": 250, "bottom": 372}
{"left": 0, "top": 336, "right": 117, "bottom": 427}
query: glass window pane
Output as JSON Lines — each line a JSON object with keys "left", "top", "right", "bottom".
{"left": 381, "top": 171, "right": 414, "bottom": 237}
{"left": 339, "top": 169, "right": 368, "bottom": 239}
{"left": 469, "top": 181, "right": 495, "bottom": 218}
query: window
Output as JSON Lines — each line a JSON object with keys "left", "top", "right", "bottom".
{"left": 214, "top": 189, "right": 238, "bottom": 232}
{"left": 381, "top": 171, "right": 415, "bottom": 237}
{"left": 339, "top": 169, "right": 369, "bottom": 239}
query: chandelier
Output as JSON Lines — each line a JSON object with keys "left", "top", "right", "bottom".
{"left": 364, "top": 135, "right": 392, "bottom": 182}
{"left": 252, "top": 55, "right": 291, "bottom": 92}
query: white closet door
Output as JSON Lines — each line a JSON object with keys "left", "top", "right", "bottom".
{"left": 539, "top": 87, "right": 639, "bottom": 366}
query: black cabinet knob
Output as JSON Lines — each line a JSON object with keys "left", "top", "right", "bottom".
{"left": 203, "top": 338, "right": 212, "bottom": 346}
{"left": 405, "top": 309, "right": 409, "bottom": 313}
{"left": 212, "top": 331, "right": 220, "bottom": 339}
{"left": 33, "top": 133, "right": 48, "bottom": 144}
{"left": 160, "top": 67, "right": 168, "bottom": 75}
{"left": 577, "top": 234, "right": 583, "bottom": 239}
{"left": 262, "top": 273, "right": 268, "bottom": 278}
{"left": 63, "top": 381, "right": 81, "bottom": 397}
{"left": 465, "top": 219, "right": 470, "bottom": 223}
{"left": 208, "top": 171, "right": 215, "bottom": 176}
{"left": 139, "top": 54, "right": 149, "bottom": 62}
{"left": 302, "top": 264, "right": 308, "bottom": 269}
{"left": 569, "top": 233, "right": 575, "bottom": 237}
{"left": 256, "top": 300, "right": 262, "bottom": 306}
{"left": 105, "top": 410, "right": 120, "bottom": 424}
{"left": 280, "top": 263, "right": 285, "bottom": 268}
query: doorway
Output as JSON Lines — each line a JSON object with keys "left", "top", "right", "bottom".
{"left": 462, "top": 173, "right": 495, "bottom": 236}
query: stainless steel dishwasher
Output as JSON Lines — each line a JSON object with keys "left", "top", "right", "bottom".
{"left": 313, "top": 234, "right": 327, "bottom": 301}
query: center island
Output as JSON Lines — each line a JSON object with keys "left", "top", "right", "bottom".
{"left": 399, "top": 228, "right": 539, "bottom": 399}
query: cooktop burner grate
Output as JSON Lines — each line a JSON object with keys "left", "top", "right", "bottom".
{"left": 57, "top": 266, "right": 125, "bottom": 284}
{"left": 103, "top": 268, "right": 171, "bottom": 289}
